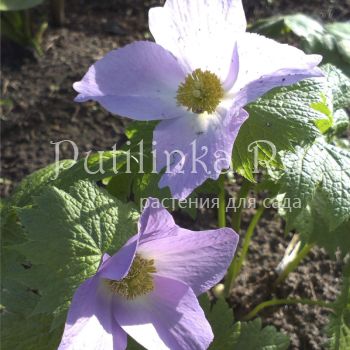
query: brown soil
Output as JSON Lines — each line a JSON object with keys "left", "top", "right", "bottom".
{"left": 1, "top": 1, "right": 347, "bottom": 349}
{"left": 229, "top": 208, "right": 342, "bottom": 349}
{"left": 175, "top": 199, "right": 343, "bottom": 350}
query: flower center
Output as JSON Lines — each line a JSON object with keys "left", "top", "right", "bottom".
{"left": 176, "top": 69, "right": 224, "bottom": 114}
{"left": 105, "top": 254, "right": 156, "bottom": 300}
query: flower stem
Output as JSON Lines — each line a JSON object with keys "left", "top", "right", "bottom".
{"left": 24, "top": 10, "right": 31, "bottom": 40}
{"left": 218, "top": 175, "right": 226, "bottom": 228}
{"left": 242, "top": 297, "right": 334, "bottom": 321}
{"left": 225, "top": 205, "right": 265, "bottom": 296}
{"left": 50, "top": 0, "right": 65, "bottom": 26}
{"left": 274, "top": 242, "right": 314, "bottom": 287}
{"left": 231, "top": 180, "right": 251, "bottom": 232}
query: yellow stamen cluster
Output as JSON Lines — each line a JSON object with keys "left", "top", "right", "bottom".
{"left": 105, "top": 254, "right": 156, "bottom": 300}
{"left": 176, "top": 69, "right": 224, "bottom": 114}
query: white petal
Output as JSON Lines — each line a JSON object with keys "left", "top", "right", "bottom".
{"left": 230, "top": 32, "right": 323, "bottom": 105}
{"left": 149, "top": 0, "right": 246, "bottom": 81}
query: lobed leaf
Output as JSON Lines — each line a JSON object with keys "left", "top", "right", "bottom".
{"left": 199, "top": 294, "right": 234, "bottom": 349}
{"left": 278, "top": 139, "right": 350, "bottom": 255}
{"left": 8, "top": 180, "right": 138, "bottom": 336}
{"left": 321, "top": 64, "right": 350, "bottom": 110}
{"left": 231, "top": 318, "right": 290, "bottom": 350}
{"left": 232, "top": 77, "right": 326, "bottom": 181}
{"left": 7, "top": 159, "right": 75, "bottom": 208}
{"left": 326, "top": 264, "right": 350, "bottom": 350}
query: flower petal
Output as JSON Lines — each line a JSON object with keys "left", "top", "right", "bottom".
{"left": 97, "top": 237, "right": 138, "bottom": 281}
{"left": 231, "top": 32, "right": 323, "bottom": 106}
{"left": 73, "top": 41, "right": 188, "bottom": 121}
{"left": 99, "top": 252, "right": 111, "bottom": 267}
{"left": 113, "top": 275, "right": 213, "bottom": 350}
{"left": 139, "top": 197, "right": 176, "bottom": 239}
{"left": 58, "top": 277, "right": 127, "bottom": 350}
{"left": 113, "top": 323, "right": 128, "bottom": 350}
{"left": 138, "top": 222, "right": 238, "bottom": 295}
{"left": 98, "top": 197, "right": 176, "bottom": 281}
{"left": 154, "top": 107, "right": 248, "bottom": 199}
{"left": 223, "top": 43, "right": 240, "bottom": 91}
{"left": 149, "top": 0, "right": 246, "bottom": 81}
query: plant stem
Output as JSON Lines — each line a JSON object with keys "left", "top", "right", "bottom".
{"left": 50, "top": 0, "right": 65, "bottom": 26}
{"left": 218, "top": 175, "right": 226, "bottom": 228}
{"left": 242, "top": 297, "right": 334, "bottom": 321}
{"left": 23, "top": 10, "right": 32, "bottom": 40}
{"left": 231, "top": 180, "right": 251, "bottom": 232}
{"left": 274, "top": 242, "right": 314, "bottom": 287}
{"left": 224, "top": 205, "right": 265, "bottom": 296}
{"left": 232, "top": 206, "right": 265, "bottom": 280}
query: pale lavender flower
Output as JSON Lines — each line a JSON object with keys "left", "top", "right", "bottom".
{"left": 58, "top": 198, "right": 239, "bottom": 350}
{"left": 73, "top": 0, "right": 323, "bottom": 199}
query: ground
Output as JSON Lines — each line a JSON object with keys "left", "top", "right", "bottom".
{"left": 1, "top": 0, "right": 348, "bottom": 349}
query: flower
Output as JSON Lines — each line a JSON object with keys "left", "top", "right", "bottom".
{"left": 58, "top": 198, "right": 239, "bottom": 350}
{"left": 73, "top": 0, "right": 323, "bottom": 200}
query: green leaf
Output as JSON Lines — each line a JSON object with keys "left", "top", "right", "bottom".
{"left": 231, "top": 318, "right": 290, "bottom": 350}
{"left": 270, "top": 65, "right": 350, "bottom": 254}
{"left": 327, "top": 263, "right": 350, "bottom": 350}
{"left": 281, "top": 139, "right": 350, "bottom": 229}
{"left": 195, "top": 178, "right": 221, "bottom": 195}
{"left": 233, "top": 63, "right": 350, "bottom": 181}
{"left": 8, "top": 159, "right": 75, "bottom": 207}
{"left": 0, "top": 0, "right": 44, "bottom": 11}
{"left": 56, "top": 151, "right": 128, "bottom": 189}
{"left": 232, "top": 78, "right": 325, "bottom": 180}
{"left": 6, "top": 150, "right": 131, "bottom": 209}
{"left": 284, "top": 14, "right": 324, "bottom": 38}
{"left": 1, "top": 205, "right": 26, "bottom": 245}
{"left": 324, "top": 22, "right": 350, "bottom": 67}
{"left": 292, "top": 193, "right": 350, "bottom": 257}
{"left": 132, "top": 173, "right": 169, "bottom": 205}
{"left": 121, "top": 121, "right": 164, "bottom": 204}
{"left": 126, "top": 337, "right": 144, "bottom": 350}
{"left": 311, "top": 94, "right": 334, "bottom": 134}
{"left": 15, "top": 180, "right": 138, "bottom": 331}
{"left": 307, "top": 32, "right": 350, "bottom": 78}
{"left": 250, "top": 14, "right": 324, "bottom": 40}
{"left": 1, "top": 216, "right": 61, "bottom": 350}
{"left": 199, "top": 294, "right": 234, "bottom": 349}
{"left": 1, "top": 278, "right": 62, "bottom": 350}
{"left": 106, "top": 172, "right": 133, "bottom": 202}
{"left": 124, "top": 121, "right": 157, "bottom": 150}
{"left": 6, "top": 150, "right": 135, "bottom": 224}
{"left": 250, "top": 13, "right": 326, "bottom": 42}
{"left": 332, "top": 109, "right": 349, "bottom": 136}
{"left": 321, "top": 64, "right": 350, "bottom": 110}
{"left": 277, "top": 139, "right": 350, "bottom": 256}
{"left": 326, "top": 22, "right": 350, "bottom": 41}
